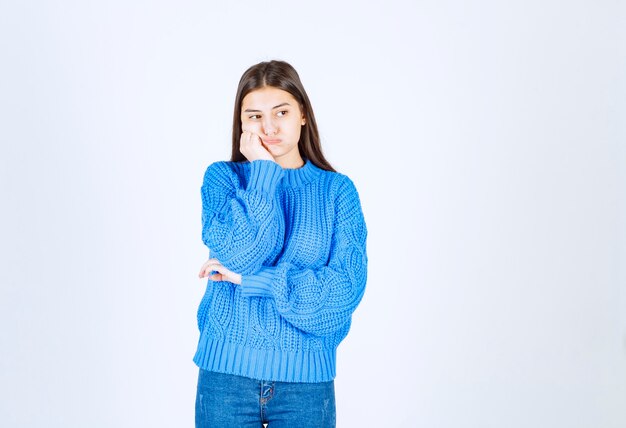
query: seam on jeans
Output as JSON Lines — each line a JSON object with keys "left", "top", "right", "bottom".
{"left": 260, "top": 380, "right": 274, "bottom": 422}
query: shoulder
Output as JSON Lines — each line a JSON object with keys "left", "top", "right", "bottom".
{"left": 201, "top": 161, "right": 253, "bottom": 197}
{"left": 318, "top": 170, "right": 364, "bottom": 220}
{"left": 202, "top": 161, "right": 248, "bottom": 187}
{"left": 326, "top": 172, "right": 367, "bottom": 230}
{"left": 203, "top": 160, "right": 246, "bottom": 178}
{"left": 321, "top": 170, "right": 361, "bottom": 200}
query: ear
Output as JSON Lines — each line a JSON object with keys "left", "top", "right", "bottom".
{"left": 301, "top": 114, "right": 306, "bottom": 126}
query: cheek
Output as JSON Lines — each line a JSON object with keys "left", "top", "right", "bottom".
{"left": 285, "top": 119, "right": 302, "bottom": 138}
{"left": 241, "top": 120, "right": 262, "bottom": 132}
{"left": 292, "top": 127, "right": 302, "bottom": 141}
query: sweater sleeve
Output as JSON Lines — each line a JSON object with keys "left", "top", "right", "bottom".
{"left": 201, "top": 160, "right": 284, "bottom": 275}
{"left": 240, "top": 175, "right": 368, "bottom": 337}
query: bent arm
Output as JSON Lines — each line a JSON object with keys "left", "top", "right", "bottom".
{"left": 201, "top": 160, "right": 284, "bottom": 275}
{"left": 240, "top": 176, "right": 368, "bottom": 336}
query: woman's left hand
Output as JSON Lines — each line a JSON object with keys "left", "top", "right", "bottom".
{"left": 198, "top": 258, "right": 242, "bottom": 285}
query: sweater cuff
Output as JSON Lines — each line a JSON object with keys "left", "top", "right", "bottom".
{"left": 247, "top": 160, "right": 284, "bottom": 193}
{"left": 241, "top": 267, "right": 278, "bottom": 298}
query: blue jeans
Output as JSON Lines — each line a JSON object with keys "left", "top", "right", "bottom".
{"left": 195, "top": 369, "right": 336, "bottom": 427}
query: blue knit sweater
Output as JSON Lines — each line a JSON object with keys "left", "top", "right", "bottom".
{"left": 193, "top": 158, "right": 368, "bottom": 383}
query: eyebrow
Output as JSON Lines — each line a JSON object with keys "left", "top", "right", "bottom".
{"left": 243, "top": 102, "right": 291, "bottom": 113}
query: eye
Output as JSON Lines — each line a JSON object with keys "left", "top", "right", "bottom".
{"left": 248, "top": 114, "right": 261, "bottom": 120}
{"left": 276, "top": 110, "right": 288, "bottom": 117}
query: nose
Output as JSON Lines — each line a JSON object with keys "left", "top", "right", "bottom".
{"left": 263, "top": 117, "right": 278, "bottom": 136}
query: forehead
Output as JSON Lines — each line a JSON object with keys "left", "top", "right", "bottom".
{"left": 241, "top": 87, "right": 299, "bottom": 110}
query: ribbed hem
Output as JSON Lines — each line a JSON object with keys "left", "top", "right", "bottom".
{"left": 241, "top": 267, "right": 277, "bottom": 298}
{"left": 247, "top": 160, "right": 284, "bottom": 193}
{"left": 193, "top": 336, "right": 337, "bottom": 383}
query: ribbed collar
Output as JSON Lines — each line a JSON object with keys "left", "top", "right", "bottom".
{"left": 280, "top": 159, "right": 323, "bottom": 187}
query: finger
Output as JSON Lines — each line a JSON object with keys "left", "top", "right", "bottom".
{"left": 200, "top": 259, "right": 220, "bottom": 277}
{"left": 209, "top": 265, "right": 230, "bottom": 277}
{"left": 202, "top": 258, "right": 220, "bottom": 269}
{"left": 240, "top": 132, "right": 250, "bottom": 151}
{"left": 212, "top": 263, "right": 232, "bottom": 276}
{"left": 199, "top": 265, "right": 211, "bottom": 276}
{"left": 241, "top": 130, "right": 260, "bottom": 145}
{"left": 199, "top": 267, "right": 211, "bottom": 278}
{"left": 247, "top": 132, "right": 260, "bottom": 147}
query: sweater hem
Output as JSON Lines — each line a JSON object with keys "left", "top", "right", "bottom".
{"left": 193, "top": 335, "right": 336, "bottom": 383}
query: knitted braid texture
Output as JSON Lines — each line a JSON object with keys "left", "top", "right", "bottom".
{"left": 194, "top": 159, "right": 368, "bottom": 383}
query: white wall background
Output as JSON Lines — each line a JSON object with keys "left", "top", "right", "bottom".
{"left": 1, "top": 1, "right": 624, "bottom": 427}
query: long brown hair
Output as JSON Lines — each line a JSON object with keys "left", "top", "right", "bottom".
{"left": 230, "top": 60, "right": 336, "bottom": 172}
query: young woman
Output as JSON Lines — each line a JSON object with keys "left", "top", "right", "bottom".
{"left": 194, "top": 60, "right": 368, "bottom": 427}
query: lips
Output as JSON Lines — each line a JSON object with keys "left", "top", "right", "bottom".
{"left": 263, "top": 138, "right": 282, "bottom": 145}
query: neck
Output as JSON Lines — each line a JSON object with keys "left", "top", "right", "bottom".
{"left": 280, "top": 160, "right": 305, "bottom": 169}
{"left": 276, "top": 155, "right": 305, "bottom": 169}
{"left": 276, "top": 159, "right": 304, "bottom": 169}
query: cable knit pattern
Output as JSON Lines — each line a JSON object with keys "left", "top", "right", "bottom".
{"left": 200, "top": 160, "right": 285, "bottom": 275}
{"left": 194, "top": 159, "right": 368, "bottom": 383}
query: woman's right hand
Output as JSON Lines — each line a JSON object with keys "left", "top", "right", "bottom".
{"left": 198, "top": 258, "right": 242, "bottom": 285}
{"left": 240, "top": 129, "right": 275, "bottom": 162}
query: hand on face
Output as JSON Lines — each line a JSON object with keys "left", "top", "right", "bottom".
{"left": 239, "top": 129, "right": 275, "bottom": 163}
{"left": 239, "top": 87, "right": 305, "bottom": 166}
